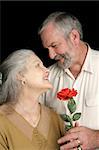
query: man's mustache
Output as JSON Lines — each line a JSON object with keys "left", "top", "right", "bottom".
{"left": 54, "top": 54, "right": 65, "bottom": 60}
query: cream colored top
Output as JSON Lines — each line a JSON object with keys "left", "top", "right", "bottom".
{"left": 39, "top": 46, "right": 99, "bottom": 130}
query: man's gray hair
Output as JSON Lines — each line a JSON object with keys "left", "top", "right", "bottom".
{"left": 0, "top": 49, "right": 35, "bottom": 105}
{"left": 38, "top": 11, "right": 83, "bottom": 40}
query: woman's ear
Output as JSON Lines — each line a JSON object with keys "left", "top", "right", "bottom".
{"left": 16, "top": 72, "right": 23, "bottom": 81}
{"left": 16, "top": 73, "right": 26, "bottom": 86}
{"left": 69, "top": 29, "right": 80, "bottom": 45}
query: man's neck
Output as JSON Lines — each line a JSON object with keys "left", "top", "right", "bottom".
{"left": 69, "top": 64, "right": 82, "bottom": 78}
{"left": 70, "top": 42, "right": 88, "bottom": 78}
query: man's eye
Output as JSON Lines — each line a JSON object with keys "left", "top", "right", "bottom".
{"left": 52, "top": 45, "right": 57, "bottom": 48}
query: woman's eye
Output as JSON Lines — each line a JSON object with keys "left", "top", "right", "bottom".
{"left": 35, "top": 63, "right": 39, "bottom": 68}
{"left": 36, "top": 63, "right": 42, "bottom": 68}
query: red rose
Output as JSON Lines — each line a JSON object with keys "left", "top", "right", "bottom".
{"left": 57, "top": 88, "right": 81, "bottom": 134}
{"left": 57, "top": 88, "right": 77, "bottom": 100}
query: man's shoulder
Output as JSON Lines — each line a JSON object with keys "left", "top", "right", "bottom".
{"left": 90, "top": 49, "right": 99, "bottom": 71}
{"left": 91, "top": 49, "right": 99, "bottom": 60}
{"left": 91, "top": 49, "right": 99, "bottom": 55}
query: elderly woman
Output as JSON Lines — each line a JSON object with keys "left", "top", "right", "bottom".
{"left": 0, "top": 49, "right": 65, "bottom": 150}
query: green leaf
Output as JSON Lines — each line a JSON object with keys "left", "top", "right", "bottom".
{"left": 67, "top": 98, "right": 76, "bottom": 114}
{"left": 65, "top": 124, "right": 73, "bottom": 131}
{"left": 72, "top": 113, "right": 81, "bottom": 121}
{"left": 60, "top": 114, "right": 72, "bottom": 122}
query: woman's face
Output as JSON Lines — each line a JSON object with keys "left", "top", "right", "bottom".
{"left": 23, "top": 54, "right": 53, "bottom": 92}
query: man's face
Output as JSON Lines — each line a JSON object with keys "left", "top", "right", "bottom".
{"left": 41, "top": 23, "right": 76, "bottom": 69}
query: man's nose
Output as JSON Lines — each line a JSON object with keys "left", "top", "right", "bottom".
{"left": 48, "top": 48, "right": 57, "bottom": 59}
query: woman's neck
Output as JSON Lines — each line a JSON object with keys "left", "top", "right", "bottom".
{"left": 14, "top": 99, "right": 39, "bottom": 115}
{"left": 14, "top": 101, "right": 41, "bottom": 127}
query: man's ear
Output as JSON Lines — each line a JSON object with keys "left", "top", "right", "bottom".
{"left": 69, "top": 29, "right": 80, "bottom": 45}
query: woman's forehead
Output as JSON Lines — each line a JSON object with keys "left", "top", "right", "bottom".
{"left": 27, "top": 54, "right": 42, "bottom": 64}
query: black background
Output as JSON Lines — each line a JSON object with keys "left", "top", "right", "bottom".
{"left": 1, "top": 1, "right": 99, "bottom": 67}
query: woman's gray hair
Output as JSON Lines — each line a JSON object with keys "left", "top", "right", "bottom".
{"left": 0, "top": 49, "right": 35, "bottom": 105}
{"left": 38, "top": 11, "right": 83, "bottom": 40}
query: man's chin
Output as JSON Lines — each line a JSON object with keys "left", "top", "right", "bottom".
{"left": 58, "top": 61, "right": 71, "bottom": 69}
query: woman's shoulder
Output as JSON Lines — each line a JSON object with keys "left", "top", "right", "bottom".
{"left": 0, "top": 104, "right": 13, "bottom": 122}
{"left": 0, "top": 107, "right": 8, "bottom": 129}
{"left": 41, "top": 104, "right": 57, "bottom": 114}
{"left": 41, "top": 104, "right": 64, "bottom": 123}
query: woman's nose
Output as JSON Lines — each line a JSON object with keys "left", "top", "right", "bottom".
{"left": 45, "top": 67, "right": 49, "bottom": 74}
{"left": 42, "top": 65, "right": 49, "bottom": 73}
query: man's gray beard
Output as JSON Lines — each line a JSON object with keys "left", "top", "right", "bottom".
{"left": 57, "top": 54, "right": 72, "bottom": 69}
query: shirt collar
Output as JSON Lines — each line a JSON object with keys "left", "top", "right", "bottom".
{"left": 81, "top": 44, "right": 93, "bottom": 73}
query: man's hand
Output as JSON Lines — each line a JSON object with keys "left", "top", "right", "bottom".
{"left": 58, "top": 126, "right": 99, "bottom": 150}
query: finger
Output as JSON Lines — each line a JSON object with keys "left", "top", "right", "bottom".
{"left": 76, "top": 139, "right": 81, "bottom": 146}
{"left": 60, "top": 139, "right": 81, "bottom": 150}
{"left": 71, "top": 148, "right": 78, "bottom": 150}
{"left": 69, "top": 126, "right": 81, "bottom": 133}
{"left": 75, "top": 121, "right": 79, "bottom": 127}
{"left": 58, "top": 132, "right": 78, "bottom": 144}
{"left": 58, "top": 136, "right": 68, "bottom": 144}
